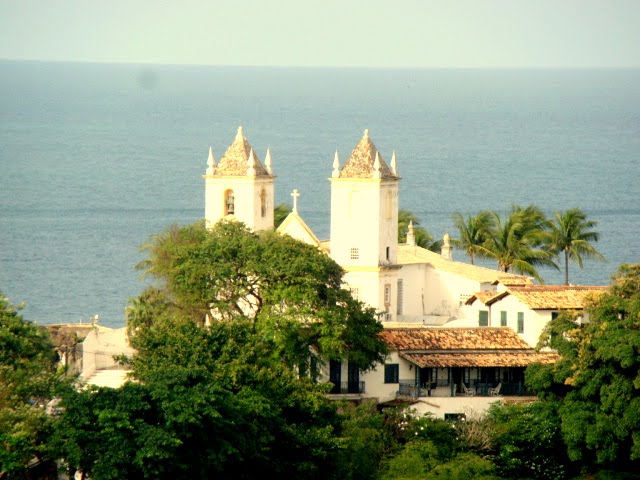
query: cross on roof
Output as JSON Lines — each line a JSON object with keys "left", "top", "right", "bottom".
{"left": 291, "top": 189, "right": 300, "bottom": 213}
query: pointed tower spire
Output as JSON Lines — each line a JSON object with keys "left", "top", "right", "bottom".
{"left": 441, "top": 231, "right": 453, "bottom": 260}
{"left": 332, "top": 150, "right": 341, "bottom": 178}
{"left": 373, "top": 151, "right": 382, "bottom": 179}
{"left": 247, "top": 148, "right": 257, "bottom": 176}
{"left": 390, "top": 150, "right": 397, "bottom": 176}
{"left": 206, "top": 147, "right": 216, "bottom": 175}
{"left": 236, "top": 125, "right": 244, "bottom": 141}
{"left": 407, "top": 221, "right": 416, "bottom": 246}
{"left": 265, "top": 148, "right": 273, "bottom": 175}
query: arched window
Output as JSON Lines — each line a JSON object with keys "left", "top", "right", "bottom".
{"left": 224, "top": 189, "right": 235, "bottom": 215}
{"left": 260, "top": 188, "right": 267, "bottom": 217}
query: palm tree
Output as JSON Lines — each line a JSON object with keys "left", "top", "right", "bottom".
{"left": 547, "top": 208, "right": 605, "bottom": 285}
{"left": 451, "top": 211, "right": 494, "bottom": 264}
{"left": 398, "top": 209, "right": 441, "bottom": 252}
{"left": 482, "top": 205, "right": 557, "bottom": 281}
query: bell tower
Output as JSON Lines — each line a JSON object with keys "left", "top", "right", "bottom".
{"left": 203, "top": 127, "right": 275, "bottom": 231}
{"left": 330, "top": 130, "right": 401, "bottom": 320}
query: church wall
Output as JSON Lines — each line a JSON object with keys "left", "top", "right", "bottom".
{"left": 422, "top": 268, "right": 483, "bottom": 318}
{"left": 330, "top": 179, "right": 397, "bottom": 267}
{"left": 377, "top": 182, "right": 399, "bottom": 265}
{"left": 396, "top": 263, "right": 429, "bottom": 317}
{"left": 343, "top": 268, "right": 399, "bottom": 321}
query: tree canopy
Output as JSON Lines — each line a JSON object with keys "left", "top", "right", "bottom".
{"left": 451, "top": 205, "right": 604, "bottom": 283}
{"left": 134, "top": 220, "right": 386, "bottom": 372}
{"left": 53, "top": 220, "right": 388, "bottom": 479}
{"left": 527, "top": 263, "right": 640, "bottom": 472}
{"left": 451, "top": 211, "right": 494, "bottom": 265}
{"left": 547, "top": 208, "right": 604, "bottom": 285}
{"left": 0, "top": 293, "right": 67, "bottom": 477}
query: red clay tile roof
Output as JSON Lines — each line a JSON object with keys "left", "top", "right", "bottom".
{"left": 339, "top": 130, "right": 396, "bottom": 179}
{"left": 380, "top": 327, "right": 531, "bottom": 351}
{"left": 381, "top": 327, "right": 558, "bottom": 367}
{"left": 490, "top": 285, "right": 607, "bottom": 309}
{"left": 400, "top": 351, "right": 559, "bottom": 368}
{"left": 468, "top": 291, "right": 502, "bottom": 305}
{"left": 495, "top": 276, "right": 534, "bottom": 286}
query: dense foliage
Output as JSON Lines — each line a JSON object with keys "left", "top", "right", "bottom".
{"left": 0, "top": 293, "right": 68, "bottom": 478}
{"left": 528, "top": 263, "right": 640, "bottom": 474}
{"left": 4, "top": 218, "right": 632, "bottom": 479}
{"left": 52, "top": 220, "right": 388, "bottom": 479}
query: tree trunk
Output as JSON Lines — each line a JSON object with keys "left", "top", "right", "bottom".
{"left": 564, "top": 249, "right": 570, "bottom": 285}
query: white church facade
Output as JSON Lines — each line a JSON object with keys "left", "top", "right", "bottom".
{"left": 202, "top": 127, "right": 601, "bottom": 418}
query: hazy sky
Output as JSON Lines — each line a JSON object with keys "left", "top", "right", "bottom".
{"left": 1, "top": 0, "right": 638, "bottom": 68}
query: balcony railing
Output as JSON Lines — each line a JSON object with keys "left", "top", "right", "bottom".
{"left": 329, "top": 381, "right": 366, "bottom": 395}
{"left": 397, "top": 380, "right": 533, "bottom": 398}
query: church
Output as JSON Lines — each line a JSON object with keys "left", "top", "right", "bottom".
{"left": 202, "top": 126, "right": 601, "bottom": 418}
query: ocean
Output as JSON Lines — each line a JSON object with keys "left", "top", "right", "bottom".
{"left": 1, "top": 61, "right": 639, "bottom": 328}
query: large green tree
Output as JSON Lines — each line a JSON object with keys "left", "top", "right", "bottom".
{"left": 54, "top": 220, "right": 388, "bottom": 479}
{"left": 135, "top": 220, "right": 386, "bottom": 372}
{"left": 0, "top": 293, "right": 67, "bottom": 477}
{"left": 547, "top": 208, "right": 605, "bottom": 285}
{"left": 451, "top": 211, "right": 494, "bottom": 265}
{"left": 54, "top": 317, "right": 343, "bottom": 479}
{"left": 527, "top": 263, "right": 640, "bottom": 473}
{"left": 482, "top": 205, "right": 557, "bottom": 281}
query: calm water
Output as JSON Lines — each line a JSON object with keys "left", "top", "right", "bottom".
{"left": 1, "top": 61, "right": 639, "bottom": 327}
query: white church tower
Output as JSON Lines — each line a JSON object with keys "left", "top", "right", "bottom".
{"left": 203, "top": 127, "right": 275, "bottom": 231}
{"left": 330, "top": 129, "right": 401, "bottom": 321}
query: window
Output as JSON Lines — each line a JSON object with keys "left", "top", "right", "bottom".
{"left": 396, "top": 279, "right": 404, "bottom": 315}
{"left": 386, "top": 246, "right": 390, "bottom": 261}
{"left": 384, "top": 364, "right": 399, "bottom": 383}
{"left": 551, "top": 311, "right": 559, "bottom": 320}
{"left": 384, "top": 283, "right": 391, "bottom": 307}
{"left": 500, "top": 311, "right": 507, "bottom": 327}
{"left": 224, "top": 189, "right": 235, "bottom": 215}
{"left": 479, "top": 310, "right": 489, "bottom": 327}
{"left": 445, "top": 413, "right": 466, "bottom": 422}
{"left": 350, "top": 248, "right": 359, "bottom": 260}
{"left": 517, "top": 312, "right": 524, "bottom": 333}
{"left": 459, "top": 293, "right": 471, "bottom": 306}
{"left": 260, "top": 188, "right": 267, "bottom": 217}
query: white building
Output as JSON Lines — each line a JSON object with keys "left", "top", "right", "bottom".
{"left": 465, "top": 285, "right": 607, "bottom": 347}
{"left": 202, "top": 127, "right": 600, "bottom": 417}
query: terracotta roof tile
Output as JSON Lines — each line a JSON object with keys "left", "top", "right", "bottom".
{"left": 215, "top": 127, "right": 269, "bottom": 176}
{"left": 470, "top": 291, "right": 502, "bottom": 305}
{"left": 496, "top": 276, "right": 533, "bottom": 286}
{"left": 492, "top": 285, "right": 607, "bottom": 309}
{"left": 380, "top": 327, "right": 531, "bottom": 351}
{"left": 400, "top": 351, "right": 559, "bottom": 368}
{"left": 339, "top": 130, "right": 396, "bottom": 179}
